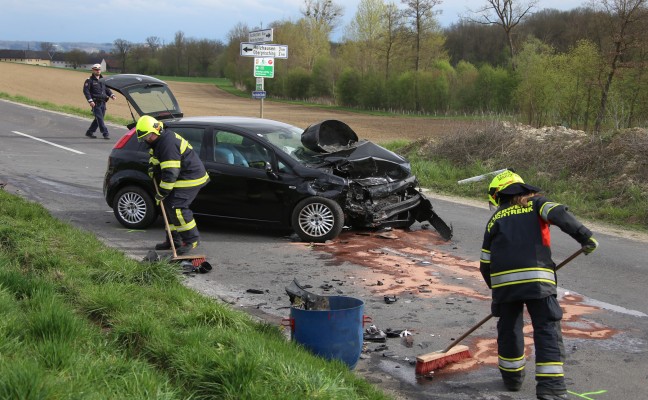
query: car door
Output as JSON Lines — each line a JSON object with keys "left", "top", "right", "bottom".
{"left": 200, "top": 129, "right": 297, "bottom": 224}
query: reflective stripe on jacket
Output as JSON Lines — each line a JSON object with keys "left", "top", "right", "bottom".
{"left": 149, "top": 129, "right": 208, "bottom": 194}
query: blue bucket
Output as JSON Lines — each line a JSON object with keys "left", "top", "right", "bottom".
{"left": 288, "top": 296, "right": 366, "bottom": 369}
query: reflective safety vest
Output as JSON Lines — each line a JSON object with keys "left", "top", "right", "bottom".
{"left": 149, "top": 129, "right": 209, "bottom": 194}
{"left": 480, "top": 195, "right": 592, "bottom": 303}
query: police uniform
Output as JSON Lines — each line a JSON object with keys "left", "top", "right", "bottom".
{"left": 480, "top": 194, "right": 593, "bottom": 398}
{"left": 148, "top": 128, "right": 209, "bottom": 249}
{"left": 83, "top": 71, "right": 113, "bottom": 138}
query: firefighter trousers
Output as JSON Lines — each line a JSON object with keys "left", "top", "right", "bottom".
{"left": 162, "top": 186, "right": 202, "bottom": 245}
{"left": 495, "top": 295, "right": 567, "bottom": 396}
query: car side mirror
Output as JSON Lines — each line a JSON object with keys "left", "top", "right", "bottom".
{"left": 265, "top": 162, "right": 279, "bottom": 179}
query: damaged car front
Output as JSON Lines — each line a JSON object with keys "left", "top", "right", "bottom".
{"left": 300, "top": 120, "right": 452, "bottom": 240}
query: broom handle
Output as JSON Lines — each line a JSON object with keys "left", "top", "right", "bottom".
{"left": 153, "top": 180, "right": 178, "bottom": 258}
{"left": 442, "top": 248, "right": 585, "bottom": 353}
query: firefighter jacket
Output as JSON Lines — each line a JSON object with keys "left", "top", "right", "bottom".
{"left": 480, "top": 195, "right": 592, "bottom": 304}
{"left": 148, "top": 128, "right": 209, "bottom": 196}
{"left": 83, "top": 74, "right": 113, "bottom": 104}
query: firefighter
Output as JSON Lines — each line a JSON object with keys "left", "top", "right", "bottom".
{"left": 135, "top": 115, "right": 210, "bottom": 255}
{"left": 479, "top": 170, "right": 598, "bottom": 400}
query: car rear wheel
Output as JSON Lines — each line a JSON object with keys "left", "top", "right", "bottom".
{"left": 113, "top": 186, "right": 157, "bottom": 229}
{"left": 291, "top": 196, "right": 344, "bottom": 242}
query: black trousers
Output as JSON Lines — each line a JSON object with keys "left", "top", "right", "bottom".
{"left": 495, "top": 295, "right": 566, "bottom": 396}
{"left": 162, "top": 186, "right": 202, "bottom": 245}
{"left": 87, "top": 102, "right": 109, "bottom": 136}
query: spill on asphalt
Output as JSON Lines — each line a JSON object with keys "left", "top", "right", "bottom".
{"left": 310, "top": 228, "right": 619, "bottom": 374}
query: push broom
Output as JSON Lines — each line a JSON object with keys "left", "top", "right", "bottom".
{"left": 415, "top": 248, "right": 584, "bottom": 375}
{"left": 154, "top": 180, "right": 211, "bottom": 272}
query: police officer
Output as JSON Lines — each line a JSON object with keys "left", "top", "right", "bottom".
{"left": 480, "top": 170, "right": 598, "bottom": 400}
{"left": 135, "top": 115, "right": 210, "bottom": 255}
{"left": 83, "top": 64, "right": 115, "bottom": 139}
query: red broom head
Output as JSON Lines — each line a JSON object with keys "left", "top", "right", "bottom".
{"left": 415, "top": 345, "right": 471, "bottom": 376}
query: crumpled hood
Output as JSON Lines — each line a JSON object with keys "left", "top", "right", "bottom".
{"left": 302, "top": 120, "right": 411, "bottom": 181}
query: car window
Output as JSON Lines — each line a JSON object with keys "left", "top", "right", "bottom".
{"left": 126, "top": 85, "right": 178, "bottom": 115}
{"left": 173, "top": 127, "right": 204, "bottom": 155}
{"left": 264, "top": 129, "right": 322, "bottom": 165}
{"left": 213, "top": 130, "right": 270, "bottom": 169}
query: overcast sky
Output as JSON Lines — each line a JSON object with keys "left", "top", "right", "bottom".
{"left": 2, "top": 0, "right": 587, "bottom": 45}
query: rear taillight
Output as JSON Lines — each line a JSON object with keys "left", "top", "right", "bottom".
{"left": 114, "top": 128, "right": 136, "bottom": 149}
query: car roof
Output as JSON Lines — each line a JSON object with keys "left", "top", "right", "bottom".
{"left": 168, "top": 116, "right": 302, "bottom": 130}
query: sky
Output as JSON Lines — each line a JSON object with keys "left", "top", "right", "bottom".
{"left": 1, "top": 0, "right": 588, "bottom": 46}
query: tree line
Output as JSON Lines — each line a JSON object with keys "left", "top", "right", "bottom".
{"left": 45, "top": 0, "right": 648, "bottom": 132}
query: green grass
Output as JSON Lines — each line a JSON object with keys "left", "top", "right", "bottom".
{"left": 0, "top": 190, "right": 389, "bottom": 399}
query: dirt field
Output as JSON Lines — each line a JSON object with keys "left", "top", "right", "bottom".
{"left": 0, "top": 62, "right": 479, "bottom": 143}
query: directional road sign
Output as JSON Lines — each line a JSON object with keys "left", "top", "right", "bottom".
{"left": 252, "top": 91, "right": 266, "bottom": 99}
{"left": 254, "top": 57, "right": 274, "bottom": 78}
{"left": 249, "top": 28, "right": 273, "bottom": 43}
{"left": 240, "top": 43, "right": 288, "bottom": 59}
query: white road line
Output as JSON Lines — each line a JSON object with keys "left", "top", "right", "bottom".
{"left": 11, "top": 131, "right": 85, "bottom": 155}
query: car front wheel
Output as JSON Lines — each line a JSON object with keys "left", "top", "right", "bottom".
{"left": 291, "top": 196, "right": 344, "bottom": 242}
{"left": 113, "top": 185, "right": 157, "bottom": 229}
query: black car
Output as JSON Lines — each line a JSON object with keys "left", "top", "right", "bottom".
{"left": 103, "top": 74, "right": 452, "bottom": 242}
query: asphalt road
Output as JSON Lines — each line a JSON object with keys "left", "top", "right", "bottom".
{"left": 1, "top": 99, "right": 647, "bottom": 400}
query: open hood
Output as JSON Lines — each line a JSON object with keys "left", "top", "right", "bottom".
{"left": 104, "top": 74, "right": 182, "bottom": 125}
{"left": 303, "top": 120, "right": 411, "bottom": 181}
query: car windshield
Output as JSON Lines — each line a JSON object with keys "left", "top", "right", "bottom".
{"left": 247, "top": 123, "right": 325, "bottom": 166}
{"left": 126, "top": 84, "right": 179, "bottom": 116}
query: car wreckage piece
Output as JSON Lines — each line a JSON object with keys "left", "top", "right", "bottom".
{"left": 302, "top": 120, "right": 453, "bottom": 241}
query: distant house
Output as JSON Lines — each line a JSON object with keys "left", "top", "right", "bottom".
{"left": 0, "top": 50, "right": 50, "bottom": 66}
{"left": 51, "top": 53, "right": 106, "bottom": 71}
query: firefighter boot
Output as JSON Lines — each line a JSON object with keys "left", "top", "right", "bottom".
{"left": 537, "top": 395, "right": 568, "bottom": 400}
{"left": 155, "top": 232, "right": 182, "bottom": 251}
{"left": 176, "top": 241, "right": 199, "bottom": 256}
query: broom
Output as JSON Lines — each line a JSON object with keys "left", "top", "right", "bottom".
{"left": 154, "top": 180, "right": 210, "bottom": 272}
{"left": 415, "top": 248, "right": 584, "bottom": 375}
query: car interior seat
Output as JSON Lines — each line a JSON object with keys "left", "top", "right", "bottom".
{"left": 214, "top": 144, "right": 248, "bottom": 167}
{"left": 214, "top": 146, "right": 235, "bottom": 164}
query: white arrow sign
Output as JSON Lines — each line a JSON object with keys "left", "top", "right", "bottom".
{"left": 240, "top": 43, "right": 288, "bottom": 59}
{"left": 249, "top": 28, "right": 273, "bottom": 43}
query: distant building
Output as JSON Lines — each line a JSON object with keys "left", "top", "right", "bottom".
{"left": 0, "top": 50, "right": 50, "bottom": 66}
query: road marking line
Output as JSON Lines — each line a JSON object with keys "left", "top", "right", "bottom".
{"left": 11, "top": 131, "right": 85, "bottom": 155}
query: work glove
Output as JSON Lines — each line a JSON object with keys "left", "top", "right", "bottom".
{"left": 582, "top": 237, "right": 598, "bottom": 255}
{"left": 155, "top": 191, "right": 167, "bottom": 206}
{"left": 148, "top": 164, "right": 161, "bottom": 179}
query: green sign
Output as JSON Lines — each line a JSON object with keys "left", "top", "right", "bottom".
{"left": 254, "top": 57, "right": 274, "bottom": 78}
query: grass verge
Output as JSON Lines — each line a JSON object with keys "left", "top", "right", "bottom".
{"left": 0, "top": 190, "right": 389, "bottom": 400}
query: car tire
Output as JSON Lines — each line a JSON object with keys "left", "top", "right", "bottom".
{"left": 113, "top": 185, "right": 157, "bottom": 229}
{"left": 291, "top": 196, "right": 344, "bottom": 242}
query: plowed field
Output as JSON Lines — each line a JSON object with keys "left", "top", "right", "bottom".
{"left": 0, "top": 62, "right": 479, "bottom": 143}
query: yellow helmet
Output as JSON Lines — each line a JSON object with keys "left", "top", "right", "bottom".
{"left": 135, "top": 115, "right": 163, "bottom": 142}
{"left": 488, "top": 170, "right": 539, "bottom": 207}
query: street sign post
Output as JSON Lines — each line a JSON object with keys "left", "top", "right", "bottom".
{"left": 256, "top": 77, "right": 264, "bottom": 91}
{"left": 240, "top": 43, "right": 288, "bottom": 59}
{"left": 249, "top": 28, "right": 273, "bottom": 43}
{"left": 254, "top": 57, "right": 274, "bottom": 78}
{"left": 252, "top": 91, "right": 266, "bottom": 99}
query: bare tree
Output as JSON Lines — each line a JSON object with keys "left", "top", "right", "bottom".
{"left": 301, "top": 0, "right": 344, "bottom": 33}
{"left": 593, "top": 0, "right": 648, "bottom": 133}
{"left": 145, "top": 36, "right": 161, "bottom": 55}
{"left": 467, "top": 0, "right": 539, "bottom": 68}
{"left": 382, "top": 2, "right": 404, "bottom": 79}
{"left": 113, "top": 39, "right": 132, "bottom": 73}
{"left": 401, "top": 0, "right": 443, "bottom": 72}
{"left": 40, "top": 42, "right": 56, "bottom": 60}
